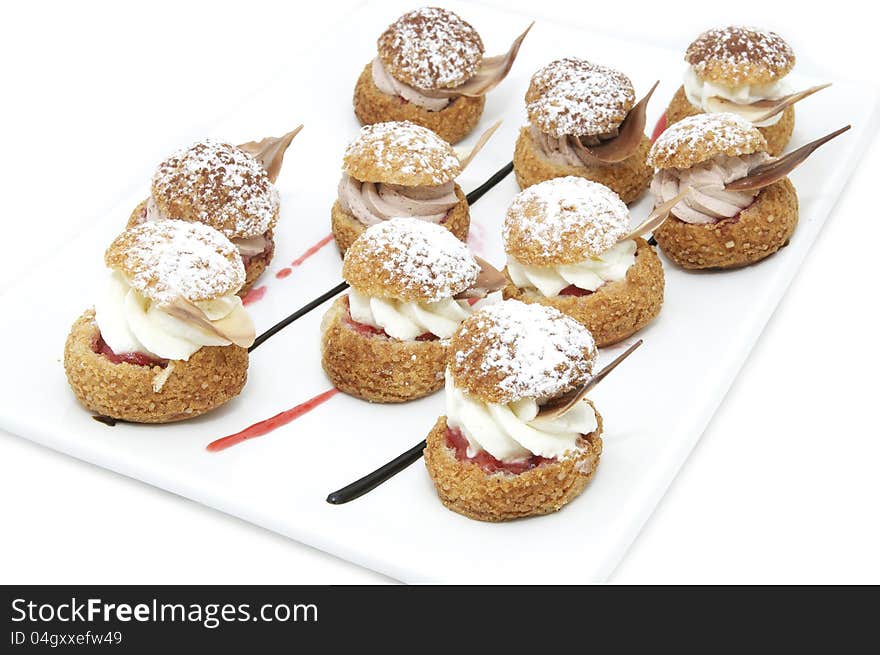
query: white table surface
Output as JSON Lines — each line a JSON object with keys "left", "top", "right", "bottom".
{"left": 1, "top": 0, "right": 877, "bottom": 584}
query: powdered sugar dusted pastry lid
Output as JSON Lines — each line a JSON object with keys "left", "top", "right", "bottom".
{"left": 343, "top": 121, "right": 462, "bottom": 186}
{"left": 648, "top": 112, "right": 768, "bottom": 170}
{"left": 105, "top": 221, "right": 246, "bottom": 305}
{"left": 151, "top": 139, "right": 280, "bottom": 240}
{"left": 504, "top": 177, "right": 630, "bottom": 266}
{"left": 449, "top": 300, "right": 597, "bottom": 404}
{"left": 686, "top": 26, "right": 795, "bottom": 87}
{"left": 378, "top": 7, "right": 484, "bottom": 91}
{"left": 342, "top": 217, "right": 479, "bottom": 303}
{"left": 526, "top": 58, "right": 635, "bottom": 138}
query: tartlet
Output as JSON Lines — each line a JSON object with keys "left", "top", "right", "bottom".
{"left": 321, "top": 217, "right": 485, "bottom": 403}
{"left": 129, "top": 132, "right": 298, "bottom": 294}
{"left": 664, "top": 26, "right": 818, "bottom": 156}
{"left": 648, "top": 112, "right": 798, "bottom": 269}
{"left": 64, "top": 221, "right": 255, "bottom": 423}
{"left": 424, "top": 300, "right": 603, "bottom": 521}
{"left": 354, "top": 7, "right": 529, "bottom": 144}
{"left": 514, "top": 57, "right": 654, "bottom": 203}
{"left": 501, "top": 177, "right": 663, "bottom": 346}
{"left": 332, "top": 121, "right": 472, "bottom": 254}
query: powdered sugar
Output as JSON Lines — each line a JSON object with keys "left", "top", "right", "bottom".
{"left": 344, "top": 121, "right": 461, "bottom": 185}
{"left": 686, "top": 26, "right": 794, "bottom": 84}
{"left": 152, "top": 139, "right": 279, "bottom": 238}
{"left": 504, "top": 177, "right": 629, "bottom": 263}
{"left": 527, "top": 58, "right": 635, "bottom": 138}
{"left": 347, "top": 217, "right": 478, "bottom": 301}
{"left": 454, "top": 301, "right": 596, "bottom": 403}
{"left": 377, "top": 7, "right": 484, "bottom": 90}
{"left": 647, "top": 112, "right": 766, "bottom": 168}
{"left": 108, "top": 221, "right": 246, "bottom": 304}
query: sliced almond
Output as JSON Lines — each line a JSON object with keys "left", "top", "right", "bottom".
{"left": 237, "top": 125, "right": 303, "bottom": 183}
{"left": 725, "top": 125, "right": 851, "bottom": 193}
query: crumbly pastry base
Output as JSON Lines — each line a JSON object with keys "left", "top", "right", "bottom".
{"left": 653, "top": 178, "right": 798, "bottom": 269}
{"left": 63, "top": 310, "right": 248, "bottom": 423}
{"left": 502, "top": 238, "right": 664, "bottom": 347}
{"left": 127, "top": 199, "right": 148, "bottom": 229}
{"left": 239, "top": 230, "right": 274, "bottom": 296}
{"left": 353, "top": 64, "right": 485, "bottom": 145}
{"left": 424, "top": 413, "right": 603, "bottom": 522}
{"left": 665, "top": 85, "right": 794, "bottom": 157}
{"left": 320, "top": 297, "right": 448, "bottom": 403}
{"left": 513, "top": 127, "right": 652, "bottom": 204}
{"left": 330, "top": 185, "right": 470, "bottom": 255}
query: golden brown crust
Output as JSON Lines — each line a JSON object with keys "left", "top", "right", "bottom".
{"left": 330, "top": 185, "right": 470, "bottom": 256}
{"left": 513, "top": 126, "right": 651, "bottom": 204}
{"left": 127, "top": 199, "right": 148, "bottom": 229}
{"left": 377, "top": 7, "right": 484, "bottom": 90}
{"left": 648, "top": 111, "right": 767, "bottom": 169}
{"left": 343, "top": 120, "right": 462, "bottom": 186}
{"left": 685, "top": 26, "right": 794, "bottom": 87}
{"left": 353, "top": 64, "right": 485, "bottom": 145}
{"left": 664, "top": 85, "right": 793, "bottom": 157}
{"left": 238, "top": 230, "right": 274, "bottom": 296}
{"left": 105, "top": 221, "right": 246, "bottom": 303}
{"left": 319, "top": 297, "right": 447, "bottom": 403}
{"left": 653, "top": 178, "right": 798, "bottom": 269}
{"left": 424, "top": 414, "right": 603, "bottom": 521}
{"left": 63, "top": 310, "right": 248, "bottom": 423}
{"left": 502, "top": 238, "right": 664, "bottom": 347}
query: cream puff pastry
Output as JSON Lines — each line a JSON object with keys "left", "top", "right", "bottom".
{"left": 514, "top": 57, "right": 654, "bottom": 203}
{"left": 501, "top": 176, "right": 663, "bottom": 347}
{"left": 321, "top": 217, "right": 486, "bottom": 403}
{"left": 64, "top": 221, "right": 255, "bottom": 423}
{"left": 648, "top": 112, "right": 799, "bottom": 269}
{"left": 354, "top": 7, "right": 529, "bottom": 144}
{"left": 129, "top": 131, "right": 299, "bottom": 294}
{"left": 424, "top": 300, "right": 603, "bottom": 521}
{"left": 664, "top": 26, "right": 825, "bottom": 156}
{"left": 332, "top": 121, "right": 472, "bottom": 254}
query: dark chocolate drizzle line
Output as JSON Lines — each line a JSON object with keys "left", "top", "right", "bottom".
{"left": 327, "top": 439, "right": 427, "bottom": 505}
{"left": 246, "top": 161, "right": 515, "bottom": 353}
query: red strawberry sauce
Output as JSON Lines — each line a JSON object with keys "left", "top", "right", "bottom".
{"left": 559, "top": 285, "right": 594, "bottom": 297}
{"left": 445, "top": 427, "right": 554, "bottom": 475}
{"left": 92, "top": 335, "right": 167, "bottom": 368}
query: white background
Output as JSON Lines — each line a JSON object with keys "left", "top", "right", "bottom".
{"left": 0, "top": 0, "right": 876, "bottom": 584}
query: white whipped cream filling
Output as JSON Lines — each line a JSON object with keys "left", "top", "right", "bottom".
{"left": 683, "top": 66, "right": 791, "bottom": 127}
{"left": 444, "top": 370, "right": 598, "bottom": 462}
{"left": 371, "top": 57, "right": 451, "bottom": 111}
{"left": 94, "top": 271, "right": 252, "bottom": 361}
{"left": 506, "top": 240, "right": 636, "bottom": 297}
{"left": 650, "top": 153, "right": 768, "bottom": 224}
{"left": 348, "top": 290, "right": 471, "bottom": 341}
{"left": 142, "top": 195, "right": 268, "bottom": 258}
{"left": 337, "top": 175, "right": 459, "bottom": 227}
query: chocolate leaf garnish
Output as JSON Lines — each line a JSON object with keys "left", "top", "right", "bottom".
{"left": 458, "top": 120, "right": 502, "bottom": 170}
{"left": 725, "top": 125, "right": 851, "bottom": 193}
{"left": 454, "top": 256, "right": 507, "bottom": 299}
{"left": 237, "top": 125, "right": 303, "bottom": 183}
{"left": 536, "top": 340, "right": 642, "bottom": 420}
{"left": 620, "top": 188, "right": 690, "bottom": 241}
{"left": 709, "top": 84, "right": 831, "bottom": 124}
{"left": 163, "top": 297, "right": 256, "bottom": 348}
{"left": 573, "top": 81, "right": 658, "bottom": 164}
{"left": 422, "top": 23, "right": 533, "bottom": 98}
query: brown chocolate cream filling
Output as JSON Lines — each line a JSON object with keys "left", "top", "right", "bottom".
{"left": 650, "top": 153, "right": 770, "bottom": 224}
{"left": 371, "top": 58, "right": 451, "bottom": 111}
{"left": 529, "top": 125, "right": 620, "bottom": 168}
{"left": 337, "top": 175, "right": 459, "bottom": 227}
{"left": 139, "top": 195, "right": 270, "bottom": 257}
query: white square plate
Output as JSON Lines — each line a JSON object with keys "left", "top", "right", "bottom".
{"left": 0, "top": 0, "right": 875, "bottom": 582}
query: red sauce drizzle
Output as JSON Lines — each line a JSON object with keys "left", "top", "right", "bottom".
{"left": 559, "top": 285, "right": 594, "bottom": 298}
{"left": 651, "top": 114, "right": 668, "bottom": 143}
{"left": 275, "top": 267, "right": 292, "bottom": 279}
{"left": 446, "top": 427, "right": 554, "bottom": 475}
{"left": 207, "top": 388, "right": 340, "bottom": 452}
{"left": 290, "top": 233, "right": 334, "bottom": 267}
{"left": 241, "top": 285, "right": 267, "bottom": 306}
{"left": 92, "top": 335, "right": 167, "bottom": 368}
